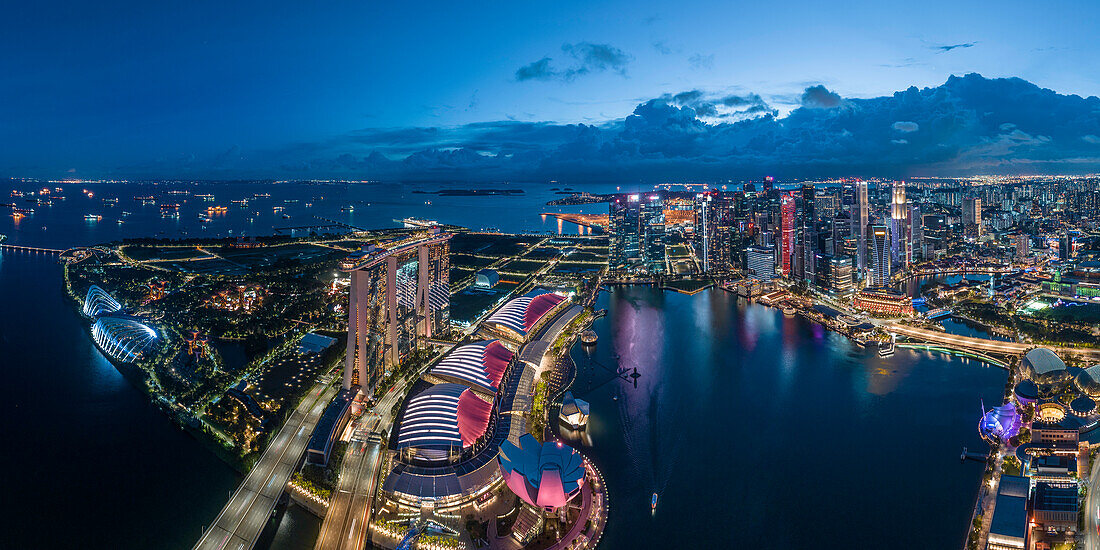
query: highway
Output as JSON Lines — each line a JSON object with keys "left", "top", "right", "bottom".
{"left": 313, "top": 364, "right": 421, "bottom": 550}
{"left": 313, "top": 438, "right": 382, "bottom": 550}
{"left": 195, "top": 379, "right": 339, "bottom": 550}
{"left": 1087, "top": 454, "right": 1100, "bottom": 550}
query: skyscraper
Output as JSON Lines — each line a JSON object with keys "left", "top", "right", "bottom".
{"left": 609, "top": 193, "right": 666, "bottom": 273}
{"left": 908, "top": 204, "right": 923, "bottom": 262}
{"left": 694, "top": 193, "right": 735, "bottom": 273}
{"left": 868, "top": 225, "right": 892, "bottom": 287}
{"left": 800, "top": 183, "right": 817, "bottom": 283}
{"left": 851, "top": 181, "right": 869, "bottom": 276}
{"left": 1015, "top": 233, "right": 1030, "bottom": 261}
{"left": 340, "top": 229, "right": 452, "bottom": 392}
{"left": 889, "top": 181, "right": 911, "bottom": 266}
{"left": 746, "top": 246, "right": 776, "bottom": 281}
{"left": 780, "top": 194, "right": 796, "bottom": 278}
{"left": 963, "top": 197, "right": 982, "bottom": 239}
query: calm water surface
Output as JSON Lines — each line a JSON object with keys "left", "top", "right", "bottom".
{"left": 561, "top": 287, "right": 1005, "bottom": 548}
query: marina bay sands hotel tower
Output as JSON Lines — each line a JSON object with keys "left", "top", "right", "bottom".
{"left": 338, "top": 228, "right": 452, "bottom": 392}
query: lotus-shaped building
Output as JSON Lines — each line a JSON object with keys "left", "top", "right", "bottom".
{"left": 498, "top": 434, "right": 585, "bottom": 511}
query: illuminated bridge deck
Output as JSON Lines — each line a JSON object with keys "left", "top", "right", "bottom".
{"left": 195, "top": 381, "right": 338, "bottom": 550}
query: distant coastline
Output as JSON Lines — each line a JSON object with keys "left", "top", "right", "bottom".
{"left": 412, "top": 188, "right": 525, "bottom": 196}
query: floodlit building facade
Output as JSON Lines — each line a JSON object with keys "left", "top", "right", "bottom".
{"left": 340, "top": 229, "right": 452, "bottom": 391}
{"left": 609, "top": 193, "right": 666, "bottom": 273}
{"left": 868, "top": 224, "right": 892, "bottom": 287}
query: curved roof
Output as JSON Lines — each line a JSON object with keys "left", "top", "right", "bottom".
{"left": 428, "top": 340, "right": 513, "bottom": 394}
{"left": 83, "top": 285, "right": 122, "bottom": 318}
{"left": 1013, "top": 380, "right": 1039, "bottom": 402}
{"left": 484, "top": 289, "right": 566, "bottom": 338}
{"left": 1076, "top": 365, "right": 1100, "bottom": 397}
{"left": 1072, "top": 396, "right": 1096, "bottom": 415}
{"left": 396, "top": 383, "right": 493, "bottom": 458}
{"left": 1023, "top": 348, "right": 1067, "bottom": 381}
{"left": 498, "top": 434, "right": 585, "bottom": 510}
{"left": 979, "top": 403, "right": 1021, "bottom": 442}
{"left": 91, "top": 316, "right": 158, "bottom": 362}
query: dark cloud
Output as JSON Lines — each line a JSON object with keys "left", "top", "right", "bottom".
{"left": 652, "top": 41, "right": 674, "bottom": 55}
{"left": 561, "top": 42, "right": 631, "bottom": 78}
{"left": 688, "top": 53, "right": 714, "bottom": 70}
{"left": 801, "top": 85, "right": 842, "bottom": 108}
{"left": 515, "top": 58, "right": 555, "bottom": 81}
{"left": 935, "top": 42, "right": 976, "bottom": 52}
{"left": 515, "top": 43, "right": 632, "bottom": 82}
{"left": 114, "top": 74, "right": 1100, "bottom": 181}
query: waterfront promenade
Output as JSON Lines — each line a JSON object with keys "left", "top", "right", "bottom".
{"left": 196, "top": 379, "right": 339, "bottom": 550}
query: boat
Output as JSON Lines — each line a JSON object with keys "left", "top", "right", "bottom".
{"left": 782, "top": 306, "right": 796, "bottom": 316}
{"left": 398, "top": 217, "right": 438, "bottom": 228}
{"left": 340, "top": 205, "right": 355, "bottom": 212}
{"left": 84, "top": 214, "right": 102, "bottom": 221}
{"left": 651, "top": 492, "right": 658, "bottom": 511}
{"left": 281, "top": 213, "right": 291, "bottom": 219}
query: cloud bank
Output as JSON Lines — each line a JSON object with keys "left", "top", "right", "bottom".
{"left": 101, "top": 74, "right": 1100, "bottom": 182}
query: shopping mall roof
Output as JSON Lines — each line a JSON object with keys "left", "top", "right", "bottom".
{"left": 483, "top": 289, "right": 566, "bottom": 339}
{"left": 498, "top": 434, "right": 585, "bottom": 511}
{"left": 428, "top": 340, "right": 513, "bottom": 394}
{"left": 396, "top": 383, "right": 493, "bottom": 454}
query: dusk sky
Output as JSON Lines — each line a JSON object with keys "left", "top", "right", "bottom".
{"left": 4, "top": 0, "right": 1100, "bottom": 180}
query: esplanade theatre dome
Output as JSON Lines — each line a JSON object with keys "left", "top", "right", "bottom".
{"left": 1075, "top": 365, "right": 1100, "bottom": 398}
{"left": 1022, "top": 348, "right": 1069, "bottom": 385}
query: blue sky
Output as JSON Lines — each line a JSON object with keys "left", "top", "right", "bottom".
{"left": 2, "top": 0, "right": 1099, "bottom": 179}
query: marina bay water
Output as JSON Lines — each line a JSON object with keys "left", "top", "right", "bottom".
{"left": 562, "top": 286, "right": 1006, "bottom": 548}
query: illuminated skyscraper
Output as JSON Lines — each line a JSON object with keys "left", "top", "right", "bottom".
{"left": 609, "top": 193, "right": 666, "bottom": 273}
{"left": 780, "top": 194, "right": 795, "bottom": 278}
{"left": 868, "top": 225, "right": 892, "bottom": 287}
{"left": 889, "top": 181, "right": 911, "bottom": 266}
{"left": 851, "top": 181, "right": 869, "bottom": 276}
{"left": 340, "top": 229, "right": 452, "bottom": 392}
{"left": 963, "top": 197, "right": 982, "bottom": 239}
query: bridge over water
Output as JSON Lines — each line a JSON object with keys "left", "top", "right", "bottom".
{"left": 887, "top": 324, "right": 1100, "bottom": 363}
{"left": 195, "top": 380, "right": 338, "bottom": 550}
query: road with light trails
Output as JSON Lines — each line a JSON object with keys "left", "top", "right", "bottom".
{"left": 313, "top": 359, "right": 432, "bottom": 550}
{"left": 885, "top": 323, "right": 1100, "bottom": 362}
{"left": 1086, "top": 452, "right": 1100, "bottom": 550}
{"left": 313, "top": 439, "right": 382, "bottom": 550}
{"left": 195, "top": 378, "right": 339, "bottom": 550}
